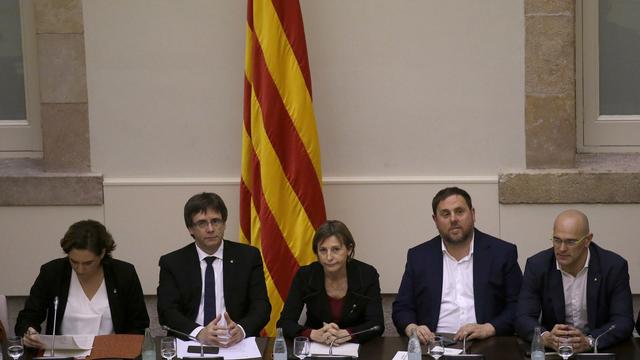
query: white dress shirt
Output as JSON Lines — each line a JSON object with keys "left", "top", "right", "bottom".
{"left": 557, "top": 249, "right": 590, "bottom": 332}
{"left": 437, "top": 236, "right": 477, "bottom": 333}
{"left": 190, "top": 241, "right": 227, "bottom": 337}
{"left": 61, "top": 271, "right": 113, "bottom": 335}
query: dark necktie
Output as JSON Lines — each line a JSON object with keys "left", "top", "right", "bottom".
{"left": 203, "top": 256, "right": 216, "bottom": 325}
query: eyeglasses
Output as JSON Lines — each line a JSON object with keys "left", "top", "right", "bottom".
{"left": 550, "top": 233, "right": 590, "bottom": 248}
{"left": 193, "top": 218, "right": 224, "bottom": 229}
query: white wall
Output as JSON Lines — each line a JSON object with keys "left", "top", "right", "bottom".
{"left": 19, "top": 1, "right": 640, "bottom": 297}
{"left": 78, "top": 0, "right": 526, "bottom": 294}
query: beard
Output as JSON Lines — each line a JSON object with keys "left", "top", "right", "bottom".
{"left": 441, "top": 226, "right": 474, "bottom": 245}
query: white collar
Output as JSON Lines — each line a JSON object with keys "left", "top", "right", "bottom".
{"left": 195, "top": 240, "right": 224, "bottom": 261}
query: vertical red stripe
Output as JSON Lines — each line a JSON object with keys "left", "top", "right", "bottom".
{"left": 250, "top": 36, "right": 326, "bottom": 227}
{"left": 270, "top": 0, "right": 312, "bottom": 96}
{"left": 250, "top": 150, "right": 299, "bottom": 299}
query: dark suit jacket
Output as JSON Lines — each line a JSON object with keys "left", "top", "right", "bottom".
{"left": 515, "top": 242, "right": 634, "bottom": 349}
{"left": 392, "top": 228, "right": 523, "bottom": 336}
{"left": 276, "top": 259, "right": 384, "bottom": 343}
{"left": 157, "top": 240, "right": 271, "bottom": 337}
{"left": 15, "top": 257, "right": 149, "bottom": 336}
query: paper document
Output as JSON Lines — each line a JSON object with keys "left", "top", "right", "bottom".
{"left": 38, "top": 335, "right": 94, "bottom": 358}
{"left": 392, "top": 347, "right": 463, "bottom": 360}
{"left": 177, "top": 337, "right": 261, "bottom": 359}
{"left": 309, "top": 342, "right": 359, "bottom": 357}
{"left": 39, "top": 335, "right": 94, "bottom": 349}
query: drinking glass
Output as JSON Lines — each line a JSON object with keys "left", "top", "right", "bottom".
{"left": 429, "top": 336, "right": 445, "bottom": 360}
{"left": 293, "top": 336, "right": 310, "bottom": 359}
{"left": 160, "top": 336, "right": 177, "bottom": 360}
{"left": 6, "top": 337, "right": 24, "bottom": 360}
{"left": 558, "top": 337, "right": 573, "bottom": 360}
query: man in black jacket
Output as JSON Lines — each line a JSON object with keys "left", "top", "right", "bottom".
{"left": 157, "top": 192, "right": 270, "bottom": 347}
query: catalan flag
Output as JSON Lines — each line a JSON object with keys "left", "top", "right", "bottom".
{"left": 240, "top": 0, "right": 326, "bottom": 335}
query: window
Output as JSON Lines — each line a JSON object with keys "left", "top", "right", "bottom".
{"left": 578, "top": 0, "right": 640, "bottom": 150}
{"left": 0, "top": 0, "right": 42, "bottom": 157}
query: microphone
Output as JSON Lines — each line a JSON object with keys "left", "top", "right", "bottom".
{"left": 161, "top": 325, "right": 200, "bottom": 342}
{"left": 33, "top": 297, "right": 72, "bottom": 360}
{"left": 162, "top": 325, "right": 219, "bottom": 357}
{"left": 574, "top": 325, "right": 616, "bottom": 360}
{"left": 323, "top": 325, "right": 380, "bottom": 357}
{"left": 463, "top": 332, "right": 467, "bottom": 354}
{"left": 52, "top": 296, "right": 59, "bottom": 357}
{"left": 445, "top": 332, "right": 485, "bottom": 360}
{"left": 594, "top": 325, "right": 616, "bottom": 353}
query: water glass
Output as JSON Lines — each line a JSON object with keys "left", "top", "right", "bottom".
{"left": 6, "top": 337, "right": 24, "bottom": 360}
{"left": 558, "top": 337, "right": 574, "bottom": 360}
{"left": 429, "top": 336, "right": 445, "bottom": 360}
{"left": 160, "top": 336, "right": 177, "bottom": 360}
{"left": 293, "top": 336, "right": 310, "bottom": 359}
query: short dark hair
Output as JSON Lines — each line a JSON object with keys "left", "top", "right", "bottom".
{"left": 312, "top": 220, "right": 356, "bottom": 260}
{"left": 60, "top": 219, "right": 116, "bottom": 258}
{"left": 432, "top": 187, "right": 473, "bottom": 214}
{"left": 184, "top": 192, "right": 228, "bottom": 228}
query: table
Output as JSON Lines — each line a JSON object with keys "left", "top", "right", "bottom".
{"left": 356, "top": 336, "right": 640, "bottom": 360}
{"left": 19, "top": 336, "right": 640, "bottom": 360}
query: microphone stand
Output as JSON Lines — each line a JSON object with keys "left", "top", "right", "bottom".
{"left": 162, "top": 325, "right": 215, "bottom": 357}
{"left": 51, "top": 297, "right": 58, "bottom": 357}
{"left": 576, "top": 325, "right": 617, "bottom": 360}
{"left": 33, "top": 297, "right": 73, "bottom": 360}
{"left": 312, "top": 325, "right": 381, "bottom": 359}
{"left": 442, "top": 332, "right": 484, "bottom": 360}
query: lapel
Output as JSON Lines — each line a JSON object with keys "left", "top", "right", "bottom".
{"left": 102, "top": 259, "right": 119, "bottom": 328}
{"left": 54, "top": 260, "right": 74, "bottom": 334}
{"left": 427, "top": 238, "right": 444, "bottom": 323}
{"left": 304, "top": 263, "right": 332, "bottom": 321}
{"left": 186, "top": 243, "right": 203, "bottom": 312}
{"left": 342, "top": 261, "right": 362, "bottom": 319}
{"left": 45, "top": 259, "right": 73, "bottom": 334}
{"left": 585, "top": 244, "right": 600, "bottom": 330}
{"left": 472, "top": 230, "right": 489, "bottom": 322}
{"left": 548, "top": 255, "right": 566, "bottom": 323}
{"left": 222, "top": 240, "right": 234, "bottom": 310}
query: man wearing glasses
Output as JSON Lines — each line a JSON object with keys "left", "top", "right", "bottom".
{"left": 515, "top": 209, "right": 634, "bottom": 351}
{"left": 157, "top": 192, "right": 271, "bottom": 346}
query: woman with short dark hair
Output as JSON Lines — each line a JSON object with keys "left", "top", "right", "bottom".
{"left": 277, "top": 220, "right": 384, "bottom": 344}
{"left": 16, "top": 220, "right": 149, "bottom": 348}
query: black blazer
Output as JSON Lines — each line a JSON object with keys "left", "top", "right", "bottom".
{"left": 515, "top": 242, "right": 634, "bottom": 349}
{"left": 157, "top": 241, "right": 271, "bottom": 337}
{"left": 392, "top": 228, "right": 523, "bottom": 336}
{"left": 15, "top": 257, "right": 149, "bottom": 336}
{"left": 276, "top": 259, "right": 384, "bottom": 343}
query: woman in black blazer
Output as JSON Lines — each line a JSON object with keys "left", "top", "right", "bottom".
{"left": 277, "top": 220, "right": 384, "bottom": 344}
{"left": 16, "top": 220, "right": 149, "bottom": 348}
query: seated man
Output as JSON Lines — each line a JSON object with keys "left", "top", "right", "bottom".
{"left": 392, "top": 187, "right": 523, "bottom": 343}
{"left": 157, "top": 192, "right": 271, "bottom": 346}
{"left": 515, "top": 209, "right": 634, "bottom": 351}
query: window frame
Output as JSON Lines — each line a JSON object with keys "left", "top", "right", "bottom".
{"left": 0, "top": 0, "right": 42, "bottom": 157}
{"left": 577, "top": 0, "right": 640, "bottom": 152}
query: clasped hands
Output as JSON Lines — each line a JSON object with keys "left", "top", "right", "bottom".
{"left": 404, "top": 322, "right": 496, "bottom": 344}
{"left": 22, "top": 327, "right": 44, "bottom": 349}
{"left": 197, "top": 312, "right": 244, "bottom": 347}
{"left": 542, "top": 324, "right": 591, "bottom": 353}
{"left": 310, "top": 322, "right": 351, "bottom": 346}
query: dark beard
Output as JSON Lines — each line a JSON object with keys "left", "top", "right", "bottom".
{"left": 441, "top": 227, "right": 473, "bottom": 245}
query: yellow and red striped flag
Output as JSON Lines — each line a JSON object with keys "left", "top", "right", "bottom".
{"left": 240, "top": 0, "right": 326, "bottom": 335}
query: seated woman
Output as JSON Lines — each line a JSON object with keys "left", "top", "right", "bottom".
{"left": 16, "top": 220, "right": 149, "bottom": 348}
{"left": 277, "top": 220, "right": 384, "bottom": 344}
